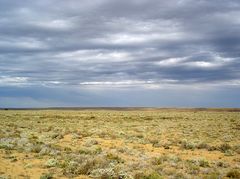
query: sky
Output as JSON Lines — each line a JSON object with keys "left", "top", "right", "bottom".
{"left": 0, "top": 0, "right": 240, "bottom": 108}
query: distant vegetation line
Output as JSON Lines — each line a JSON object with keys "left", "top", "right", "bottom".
{"left": 0, "top": 107, "right": 240, "bottom": 112}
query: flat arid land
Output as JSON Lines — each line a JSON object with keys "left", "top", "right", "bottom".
{"left": 0, "top": 109, "right": 239, "bottom": 179}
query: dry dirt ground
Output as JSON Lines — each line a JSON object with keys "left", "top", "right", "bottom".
{"left": 0, "top": 109, "right": 239, "bottom": 179}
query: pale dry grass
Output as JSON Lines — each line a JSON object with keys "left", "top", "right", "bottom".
{"left": 0, "top": 109, "right": 239, "bottom": 178}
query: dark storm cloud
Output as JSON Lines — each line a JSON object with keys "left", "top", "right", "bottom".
{"left": 0, "top": 0, "right": 240, "bottom": 107}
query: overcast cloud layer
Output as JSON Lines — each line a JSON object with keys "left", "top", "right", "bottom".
{"left": 0, "top": 0, "right": 240, "bottom": 107}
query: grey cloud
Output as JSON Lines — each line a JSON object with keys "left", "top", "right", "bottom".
{"left": 0, "top": 0, "right": 240, "bottom": 89}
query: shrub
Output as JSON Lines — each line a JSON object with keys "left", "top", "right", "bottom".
{"left": 40, "top": 173, "right": 53, "bottom": 179}
{"left": 218, "top": 143, "right": 232, "bottom": 153}
{"left": 0, "top": 175, "right": 9, "bottom": 179}
{"left": 233, "top": 145, "right": 240, "bottom": 154}
{"left": 31, "top": 144, "right": 42, "bottom": 153}
{"left": 84, "top": 139, "right": 98, "bottom": 147}
{"left": 107, "top": 153, "right": 124, "bottom": 163}
{"left": 226, "top": 169, "right": 240, "bottom": 178}
{"left": 62, "top": 159, "right": 99, "bottom": 176}
{"left": 207, "top": 145, "right": 218, "bottom": 151}
{"left": 0, "top": 138, "right": 15, "bottom": 150}
{"left": 148, "top": 138, "right": 159, "bottom": 147}
{"left": 152, "top": 155, "right": 168, "bottom": 165}
{"left": 39, "top": 146, "right": 52, "bottom": 155}
{"left": 196, "top": 143, "right": 209, "bottom": 149}
{"left": 45, "top": 158, "right": 58, "bottom": 168}
{"left": 90, "top": 168, "right": 116, "bottom": 178}
{"left": 78, "top": 148, "right": 92, "bottom": 155}
{"left": 62, "top": 161, "right": 80, "bottom": 176}
{"left": 135, "top": 171, "right": 164, "bottom": 179}
{"left": 203, "top": 173, "right": 220, "bottom": 179}
{"left": 199, "top": 159, "right": 210, "bottom": 167}
{"left": 181, "top": 140, "right": 195, "bottom": 150}
{"left": 187, "top": 158, "right": 209, "bottom": 168}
